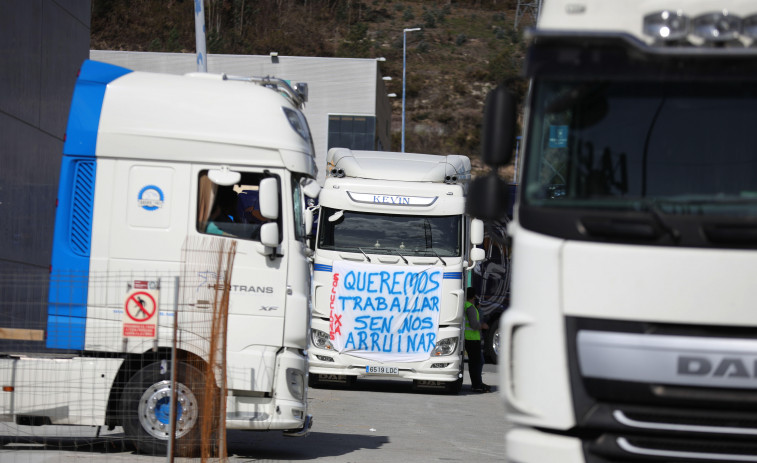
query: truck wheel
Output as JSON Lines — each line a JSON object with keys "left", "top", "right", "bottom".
{"left": 121, "top": 361, "right": 209, "bottom": 457}
{"left": 485, "top": 325, "right": 500, "bottom": 364}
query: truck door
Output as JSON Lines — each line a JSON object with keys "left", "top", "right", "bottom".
{"left": 192, "top": 168, "right": 288, "bottom": 392}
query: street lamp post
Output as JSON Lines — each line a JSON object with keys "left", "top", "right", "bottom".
{"left": 402, "top": 27, "right": 421, "bottom": 153}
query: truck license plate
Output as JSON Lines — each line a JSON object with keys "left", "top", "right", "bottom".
{"left": 365, "top": 365, "right": 398, "bottom": 375}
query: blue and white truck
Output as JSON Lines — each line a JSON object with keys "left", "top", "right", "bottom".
{"left": 0, "top": 60, "right": 319, "bottom": 455}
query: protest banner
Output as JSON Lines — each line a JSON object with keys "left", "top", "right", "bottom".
{"left": 330, "top": 261, "right": 443, "bottom": 362}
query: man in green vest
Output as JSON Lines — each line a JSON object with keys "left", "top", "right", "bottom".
{"left": 465, "top": 287, "right": 491, "bottom": 392}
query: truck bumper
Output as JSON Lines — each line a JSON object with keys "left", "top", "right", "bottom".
{"left": 283, "top": 413, "right": 313, "bottom": 437}
{"left": 225, "top": 396, "right": 309, "bottom": 432}
{"left": 308, "top": 320, "right": 463, "bottom": 382}
{"left": 226, "top": 349, "right": 309, "bottom": 433}
{"left": 506, "top": 428, "right": 585, "bottom": 463}
{"left": 308, "top": 348, "right": 462, "bottom": 382}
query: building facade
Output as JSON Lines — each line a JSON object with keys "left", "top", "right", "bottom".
{"left": 0, "top": 1, "right": 90, "bottom": 348}
{"left": 0, "top": 1, "right": 91, "bottom": 276}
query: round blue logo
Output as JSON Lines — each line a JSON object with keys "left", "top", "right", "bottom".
{"left": 137, "top": 185, "right": 165, "bottom": 211}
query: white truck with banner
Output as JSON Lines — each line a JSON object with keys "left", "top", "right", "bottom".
{"left": 308, "top": 148, "right": 485, "bottom": 394}
{"left": 0, "top": 59, "right": 319, "bottom": 455}
{"left": 467, "top": 1, "right": 757, "bottom": 462}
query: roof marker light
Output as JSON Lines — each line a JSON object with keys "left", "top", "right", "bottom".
{"left": 643, "top": 10, "right": 689, "bottom": 41}
{"left": 692, "top": 11, "right": 742, "bottom": 42}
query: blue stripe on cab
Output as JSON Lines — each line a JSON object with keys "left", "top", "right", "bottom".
{"left": 63, "top": 60, "right": 132, "bottom": 157}
{"left": 47, "top": 60, "right": 132, "bottom": 350}
{"left": 443, "top": 272, "right": 462, "bottom": 279}
{"left": 314, "top": 264, "right": 333, "bottom": 272}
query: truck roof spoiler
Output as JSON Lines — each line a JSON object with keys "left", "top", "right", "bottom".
{"left": 187, "top": 72, "right": 308, "bottom": 108}
{"left": 228, "top": 75, "right": 308, "bottom": 108}
{"left": 326, "top": 148, "right": 471, "bottom": 184}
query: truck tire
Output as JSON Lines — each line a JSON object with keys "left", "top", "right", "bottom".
{"left": 485, "top": 325, "right": 500, "bottom": 364}
{"left": 121, "top": 361, "right": 211, "bottom": 457}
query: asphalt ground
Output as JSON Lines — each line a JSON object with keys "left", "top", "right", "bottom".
{"left": 0, "top": 362, "right": 507, "bottom": 463}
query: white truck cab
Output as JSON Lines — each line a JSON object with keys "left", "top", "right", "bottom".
{"left": 308, "top": 148, "right": 484, "bottom": 393}
{"left": 0, "top": 60, "right": 319, "bottom": 455}
{"left": 468, "top": 1, "right": 757, "bottom": 461}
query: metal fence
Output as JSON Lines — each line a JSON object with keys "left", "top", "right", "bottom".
{"left": 0, "top": 236, "right": 235, "bottom": 462}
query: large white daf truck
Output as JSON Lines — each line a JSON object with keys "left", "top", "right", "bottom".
{"left": 307, "top": 148, "right": 484, "bottom": 394}
{"left": 0, "top": 60, "right": 318, "bottom": 454}
{"left": 467, "top": 1, "right": 757, "bottom": 461}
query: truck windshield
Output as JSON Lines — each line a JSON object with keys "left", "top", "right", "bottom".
{"left": 317, "top": 207, "right": 461, "bottom": 257}
{"left": 523, "top": 78, "right": 757, "bottom": 216}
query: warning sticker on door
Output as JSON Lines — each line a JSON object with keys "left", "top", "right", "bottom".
{"left": 123, "top": 282, "right": 159, "bottom": 338}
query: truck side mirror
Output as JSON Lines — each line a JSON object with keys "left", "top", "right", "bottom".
{"left": 470, "top": 247, "right": 485, "bottom": 264}
{"left": 304, "top": 207, "right": 314, "bottom": 236}
{"left": 257, "top": 222, "right": 280, "bottom": 256}
{"left": 481, "top": 85, "right": 518, "bottom": 167}
{"left": 466, "top": 85, "right": 518, "bottom": 221}
{"left": 259, "top": 177, "right": 279, "bottom": 220}
{"left": 467, "top": 173, "right": 511, "bottom": 222}
{"left": 466, "top": 246, "right": 486, "bottom": 270}
{"left": 301, "top": 177, "right": 320, "bottom": 199}
{"left": 467, "top": 219, "right": 485, "bottom": 270}
{"left": 260, "top": 222, "right": 279, "bottom": 247}
{"left": 470, "top": 218, "right": 484, "bottom": 245}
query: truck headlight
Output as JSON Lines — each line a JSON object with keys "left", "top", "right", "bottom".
{"left": 286, "top": 368, "right": 305, "bottom": 401}
{"left": 643, "top": 10, "right": 689, "bottom": 41}
{"left": 692, "top": 11, "right": 742, "bottom": 42}
{"left": 432, "top": 337, "right": 457, "bottom": 357}
{"left": 310, "top": 329, "right": 334, "bottom": 350}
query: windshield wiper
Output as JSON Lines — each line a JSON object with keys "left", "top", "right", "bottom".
{"left": 357, "top": 247, "right": 372, "bottom": 262}
{"left": 647, "top": 199, "right": 757, "bottom": 245}
{"left": 407, "top": 248, "right": 449, "bottom": 265}
{"left": 579, "top": 201, "right": 681, "bottom": 243}
{"left": 428, "top": 249, "right": 447, "bottom": 266}
{"left": 641, "top": 199, "right": 681, "bottom": 243}
{"left": 393, "top": 249, "right": 409, "bottom": 264}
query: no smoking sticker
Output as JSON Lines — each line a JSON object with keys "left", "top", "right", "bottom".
{"left": 123, "top": 283, "right": 159, "bottom": 339}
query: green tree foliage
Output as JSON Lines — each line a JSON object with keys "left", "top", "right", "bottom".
{"left": 91, "top": 0, "right": 526, "bottom": 158}
{"left": 488, "top": 41, "right": 527, "bottom": 101}
{"left": 337, "top": 23, "right": 371, "bottom": 58}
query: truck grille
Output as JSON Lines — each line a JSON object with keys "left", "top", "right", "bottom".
{"left": 617, "top": 408, "right": 757, "bottom": 434}
{"left": 567, "top": 317, "right": 757, "bottom": 463}
{"left": 590, "top": 434, "right": 757, "bottom": 462}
